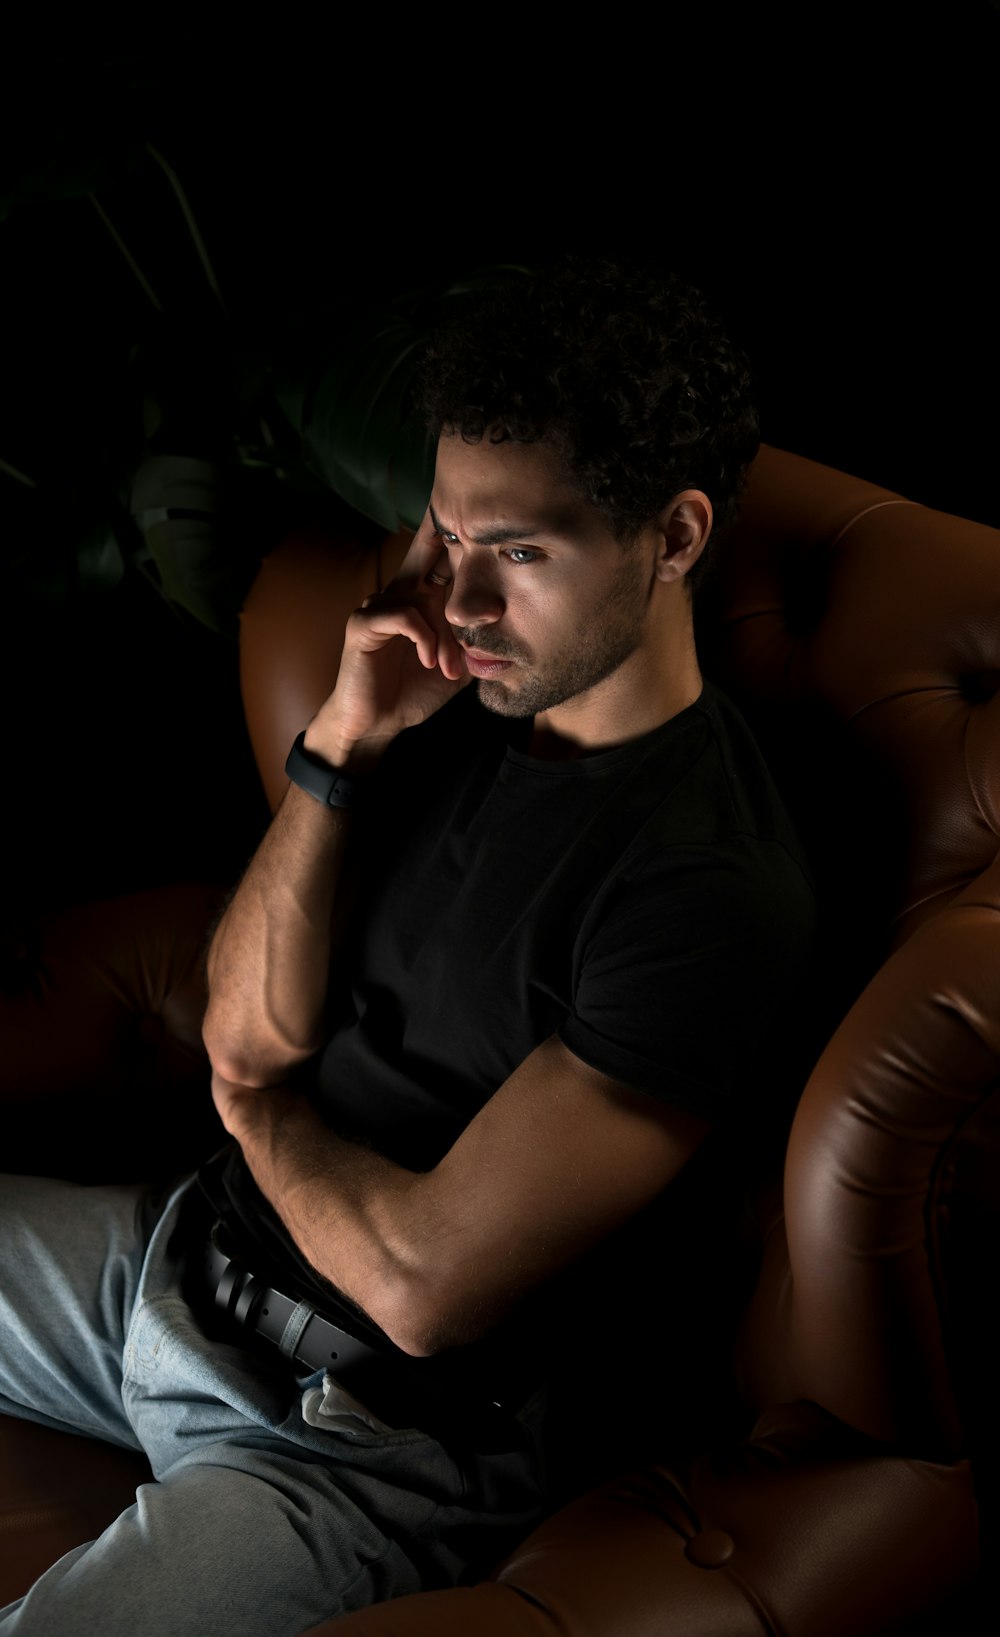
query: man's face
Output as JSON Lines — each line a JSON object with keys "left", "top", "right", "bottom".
{"left": 428, "top": 433, "right": 653, "bottom": 720}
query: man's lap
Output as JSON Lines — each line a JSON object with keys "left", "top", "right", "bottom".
{"left": 0, "top": 1171, "right": 165, "bottom": 1448}
{"left": 0, "top": 1172, "right": 545, "bottom": 1634}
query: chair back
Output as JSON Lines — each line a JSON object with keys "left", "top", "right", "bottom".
{"left": 702, "top": 447, "right": 1000, "bottom": 1468}
{"left": 239, "top": 446, "right": 1000, "bottom": 1474}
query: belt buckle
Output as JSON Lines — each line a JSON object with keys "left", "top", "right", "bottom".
{"left": 206, "top": 1219, "right": 268, "bottom": 1330}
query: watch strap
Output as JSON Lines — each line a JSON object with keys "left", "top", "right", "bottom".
{"left": 285, "top": 731, "right": 363, "bottom": 809}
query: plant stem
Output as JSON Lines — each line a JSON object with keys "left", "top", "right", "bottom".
{"left": 87, "top": 193, "right": 164, "bottom": 313}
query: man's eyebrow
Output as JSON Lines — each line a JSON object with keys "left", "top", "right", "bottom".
{"left": 429, "top": 504, "right": 544, "bottom": 547}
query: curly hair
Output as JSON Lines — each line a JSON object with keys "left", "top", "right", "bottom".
{"left": 415, "top": 258, "right": 759, "bottom": 586}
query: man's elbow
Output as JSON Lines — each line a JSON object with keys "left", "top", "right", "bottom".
{"left": 201, "top": 1005, "right": 315, "bottom": 1090}
{"left": 378, "top": 1303, "right": 473, "bottom": 1360}
{"left": 370, "top": 1270, "right": 492, "bottom": 1359}
{"left": 201, "top": 1011, "right": 269, "bottom": 1089}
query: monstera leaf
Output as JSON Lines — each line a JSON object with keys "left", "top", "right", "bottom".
{"left": 290, "top": 313, "right": 435, "bottom": 534}
{"left": 2, "top": 98, "right": 532, "bottom": 637}
{"left": 275, "top": 266, "right": 531, "bottom": 536}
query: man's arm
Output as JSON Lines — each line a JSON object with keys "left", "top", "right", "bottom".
{"left": 203, "top": 787, "right": 351, "bottom": 1085}
{"left": 212, "top": 1037, "right": 710, "bottom": 1357}
{"left": 202, "top": 514, "right": 468, "bottom": 1087}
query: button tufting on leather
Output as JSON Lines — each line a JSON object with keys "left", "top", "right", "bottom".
{"left": 684, "top": 1529, "right": 735, "bottom": 1568}
{"left": 138, "top": 1014, "right": 165, "bottom": 1046}
{"left": 958, "top": 671, "right": 1000, "bottom": 704}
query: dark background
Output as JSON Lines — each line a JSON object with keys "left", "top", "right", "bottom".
{"left": 3, "top": 10, "right": 997, "bottom": 917}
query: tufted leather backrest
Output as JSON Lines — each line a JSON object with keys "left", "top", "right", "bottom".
{"left": 704, "top": 447, "right": 1000, "bottom": 1464}
{"left": 239, "top": 445, "right": 1000, "bottom": 1474}
{"left": 702, "top": 446, "right": 1000, "bottom": 949}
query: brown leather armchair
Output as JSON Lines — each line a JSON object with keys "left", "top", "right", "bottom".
{"left": 1, "top": 445, "right": 995, "bottom": 1632}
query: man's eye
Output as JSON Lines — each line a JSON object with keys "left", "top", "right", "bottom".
{"left": 505, "top": 548, "right": 540, "bottom": 566}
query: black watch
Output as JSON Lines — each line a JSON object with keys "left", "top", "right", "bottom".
{"left": 284, "top": 731, "right": 365, "bottom": 809}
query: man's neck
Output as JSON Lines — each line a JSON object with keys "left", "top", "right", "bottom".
{"left": 527, "top": 669, "right": 704, "bottom": 762}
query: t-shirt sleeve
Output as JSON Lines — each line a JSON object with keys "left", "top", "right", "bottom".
{"left": 557, "top": 842, "right": 815, "bottom": 1124}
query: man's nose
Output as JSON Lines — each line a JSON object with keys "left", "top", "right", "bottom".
{"left": 444, "top": 559, "right": 504, "bottom": 628}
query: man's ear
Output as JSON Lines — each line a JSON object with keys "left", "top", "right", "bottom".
{"left": 654, "top": 490, "right": 714, "bottom": 584}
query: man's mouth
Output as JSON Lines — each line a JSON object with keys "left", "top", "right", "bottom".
{"left": 461, "top": 646, "right": 516, "bottom": 678}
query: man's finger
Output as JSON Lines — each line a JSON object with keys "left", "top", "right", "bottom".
{"left": 349, "top": 602, "right": 441, "bottom": 669}
{"left": 386, "top": 510, "right": 447, "bottom": 588}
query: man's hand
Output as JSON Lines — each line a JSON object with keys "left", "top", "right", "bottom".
{"left": 303, "top": 510, "right": 471, "bottom": 774}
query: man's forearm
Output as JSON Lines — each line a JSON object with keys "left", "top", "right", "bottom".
{"left": 213, "top": 1073, "right": 439, "bottom": 1355}
{"left": 204, "top": 522, "right": 465, "bottom": 1091}
{"left": 203, "top": 785, "right": 353, "bottom": 1086}
{"left": 213, "top": 1030, "right": 711, "bottom": 1365}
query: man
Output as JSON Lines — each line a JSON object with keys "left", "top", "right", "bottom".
{"left": 0, "top": 259, "right": 816, "bottom": 1633}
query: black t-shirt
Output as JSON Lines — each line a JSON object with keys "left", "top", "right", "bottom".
{"left": 315, "top": 680, "right": 813, "bottom": 1156}
{"left": 215, "top": 682, "right": 817, "bottom": 1445}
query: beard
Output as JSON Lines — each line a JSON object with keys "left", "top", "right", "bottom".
{"left": 452, "top": 553, "right": 649, "bottom": 719}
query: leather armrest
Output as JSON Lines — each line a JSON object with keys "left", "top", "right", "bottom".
{"left": 0, "top": 882, "right": 224, "bottom": 1179}
{"left": 0, "top": 1417, "right": 152, "bottom": 1607}
{"left": 308, "top": 1405, "right": 979, "bottom": 1637}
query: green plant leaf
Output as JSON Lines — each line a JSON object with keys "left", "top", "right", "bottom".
{"left": 277, "top": 266, "right": 533, "bottom": 534}
{"left": 76, "top": 520, "right": 126, "bottom": 595}
{"left": 301, "top": 321, "right": 432, "bottom": 530}
{"left": 1, "top": 479, "right": 127, "bottom": 607}
{"left": 130, "top": 454, "right": 236, "bottom": 634}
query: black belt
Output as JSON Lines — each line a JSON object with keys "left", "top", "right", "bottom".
{"left": 204, "top": 1217, "right": 398, "bottom": 1380}
{"left": 197, "top": 1216, "right": 532, "bottom": 1452}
